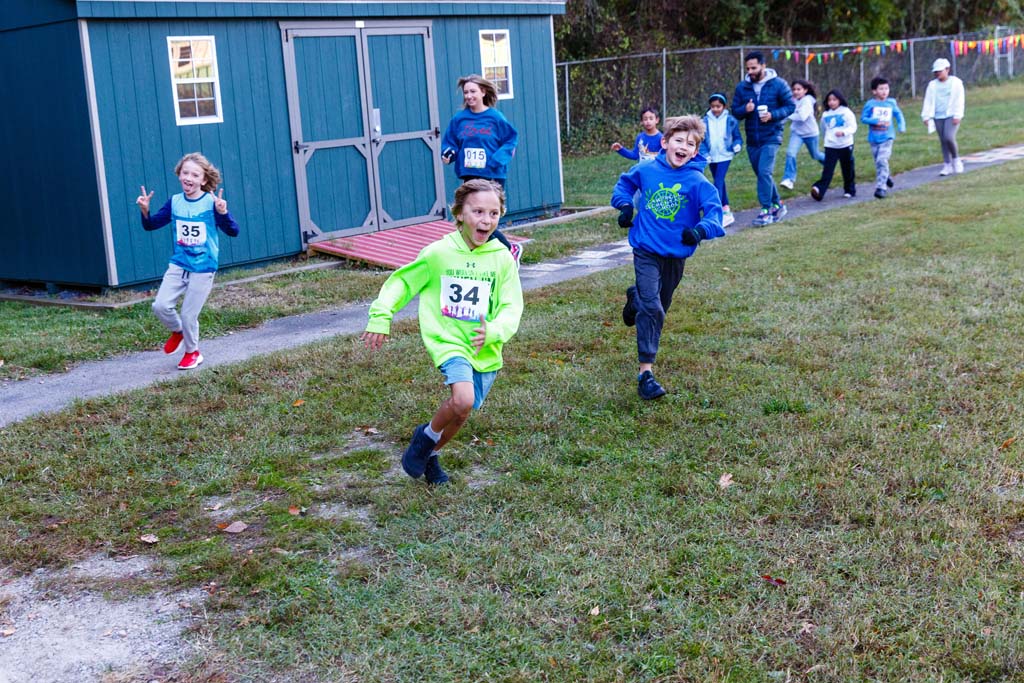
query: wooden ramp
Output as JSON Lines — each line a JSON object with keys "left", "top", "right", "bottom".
{"left": 308, "top": 220, "right": 526, "bottom": 269}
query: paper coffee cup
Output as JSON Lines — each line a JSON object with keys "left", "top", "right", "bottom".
{"left": 757, "top": 105, "right": 768, "bottom": 114}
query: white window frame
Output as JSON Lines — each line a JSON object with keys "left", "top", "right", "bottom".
{"left": 479, "top": 29, "right": 514, "bottom": 100}
{"left": 167, "top": 35, "right": 223, "bottom": 126}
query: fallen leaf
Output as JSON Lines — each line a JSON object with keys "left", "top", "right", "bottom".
{"left": 800, "top": 621, "right": 817, "bottom": 635}
{"left": 1, "top": 628, "right": 15, "bottom": 637}
{"left": 222, "top": 521, "right": 248, "bottom": 534}
{"left": 998, "top": 436, "right": 1017, "bottom": 451}
{"left": 363, "top": 426, "right": 380, "bottom": 435}
{"left": 288, "top": 505, "right": 302, "bottom": 516}
{"left": 139, "top": 534, "right": 159, "bottom": 544}
{"left": 292, "top": 399, "right": 305, "bottom": 407}
{"left": 718, "top": 473, "right": 734, "bottom": 489}
{"left": 589, "top": 605, "right": 600, "bottom": 616}
{"left": 204, "top": 502, "right": 223, "bottom": 512}
{"left": 601, "top": 321, "right": 613, "bottom": 327}
{"left": 760, "top": 574, "right": 787, "bottom": 587}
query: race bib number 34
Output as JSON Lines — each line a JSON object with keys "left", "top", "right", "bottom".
{"left": 441, "top": 275, "right": 491, "bottom": 322}
{"left": 175, "top": 219, "right": 207, "bottom": 247}
{"left": 464, "top": 147, "right": 487, "bottom": 169}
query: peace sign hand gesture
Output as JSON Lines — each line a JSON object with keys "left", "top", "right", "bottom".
{"left": 136, "top": 186, "right": 154, "bottom": 216}
{"left": 213, "top": 188, "right": 228, "bottom": 214}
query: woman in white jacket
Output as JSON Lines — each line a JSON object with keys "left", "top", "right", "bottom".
{"left": 921, "top": 57, "right": 966, "bottom": 176}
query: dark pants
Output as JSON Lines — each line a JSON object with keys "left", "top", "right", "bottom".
{"left": 813, "top": 146, "right": 856, "bottom": 198}
{"left": 708, "top": 160, "right": 731, "bottom": 207}
{"left": 633, "top": 248, "right": 686, "bottom": 364}
{"left": 461, "top": 175, "right": 511, "bottom": 249}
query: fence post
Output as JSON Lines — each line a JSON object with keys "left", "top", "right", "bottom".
{"left": 909, "top": 39, "right": 916, "bottom": 99}
{"left": 564, "top": 63, "right": 570, "bottom": 138}
{"left": 662, "top": 48, "right": 667, "bottom": 118}
{"left": 739, "top": 46, "right": 745, "bottom": 80}
{"left": 859, "top": 50, "right": 865, "bottom": 100}
{"left": 951, "top": 35, "right": 958, "bottom": 74}
{"left": 804, "top": 46, "right": 810, "bottom": 80}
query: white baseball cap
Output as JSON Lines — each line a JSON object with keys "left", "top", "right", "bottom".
{"left": 932, "top": 58, "right": 951, "bottom": 72}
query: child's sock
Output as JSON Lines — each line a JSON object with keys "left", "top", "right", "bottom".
{"left": 424, "top": 424, "right": 442, "bottom": 443}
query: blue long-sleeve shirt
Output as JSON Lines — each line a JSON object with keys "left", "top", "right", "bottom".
{"left": 611, "top": 153, "right": 724, "bottom": 259}
{"left": 441, "top": 107, "right": 518, "bottom": 181}
{"left": 142, "top": 192, "right": 240, "bottom": 273}
{"left": 861, "top": 97, "right": 906, "bottom": 144}
{"left": 616, "top": 131, "right": 664, "bottom": 162}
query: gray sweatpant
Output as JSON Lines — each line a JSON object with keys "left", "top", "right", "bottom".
{"left": 870, "top": 139, "right": 894, "bottom": 190}
{"left": 152, "top": 264, "right": 215, "bottom": 353}
{"left": 934, "top": 117, "right": 960, "bottom": 164}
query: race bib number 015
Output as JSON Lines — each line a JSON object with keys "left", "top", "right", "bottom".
{"left": 175, "top": 219, "right": 207, "bottom": 247}
{"left": 440, "top": 275, "right": 491, "bottom": 322}
{"left": 463, "top": 147, "right": 487, "bottom": 169}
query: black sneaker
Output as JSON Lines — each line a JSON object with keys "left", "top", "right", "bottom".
{"left": 874, "top": 188, "right": 887, "bottom": 199}
{"left": 810, "top": 185, "right": 823, "bottom": 201}
{"left": 401, "top": 423, "right": 434, "bottom": 479}
{"left": 424, "top": 453, "right": 449, "bottom": 485}
{"left": 886, "top": 177, "right": 894, "bottom": 188}
{"left": 638, "top": 370, "right": 667, "bottom": 400}
{"left": 622, "top": 286, "right": 638, "bottom": 327}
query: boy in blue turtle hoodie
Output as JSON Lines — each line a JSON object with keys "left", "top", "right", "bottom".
{"left": 611, "top": 115, "right": 725, "bottom": 400}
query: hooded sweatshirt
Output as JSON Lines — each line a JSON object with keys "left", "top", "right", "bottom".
{"left": 611, "top": 152, "right": 725, "bottom": 259}
{"left": 787, "top": 95, "right": 820, "bottom": 138}
{"left": 731, "top": 68, "right": 796, "bottom": 147}
{"left": 366, "top": 231, "right": 523, "bottom": 372}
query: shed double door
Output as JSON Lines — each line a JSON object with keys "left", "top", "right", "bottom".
{"left": 282, "top": 23, "right": 445, "bottom": 243}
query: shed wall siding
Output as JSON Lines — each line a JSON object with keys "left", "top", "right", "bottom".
{"left": 0, "top": 20, "right": 108, "bottom": 285}
{"left": 434, "top": 15, "right": 562, "bottom": 217}
{"left": 88, "top": 19, "right": 300, "bottom": 285}
{"left": 0, "top": 0, "right": 76, "bottom": 32}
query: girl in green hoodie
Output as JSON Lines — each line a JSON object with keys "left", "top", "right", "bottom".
{"left": 362, "top": 180, "right": 524, "bottom": 484}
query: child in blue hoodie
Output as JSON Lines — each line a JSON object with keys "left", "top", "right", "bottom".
{"left": 611, "top": 115, "right": 725, "bottom": 400}
{"left": 611, "top": 108, "right": 663, "bottom": 163}
{"left": 700, "top": 93, "right": 743, "bottom": 228}
{"left": 861, "top": 76, "right": 906, "bottom": 199}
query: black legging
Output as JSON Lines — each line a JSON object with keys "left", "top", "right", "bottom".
{"left": 813, "top": 146, "right": 856, "bottom": 199}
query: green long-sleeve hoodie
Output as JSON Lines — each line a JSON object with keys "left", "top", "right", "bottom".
{"left": 366, "top": 232, "right": 523, "bottom": 372}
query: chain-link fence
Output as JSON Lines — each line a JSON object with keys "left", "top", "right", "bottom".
{"left": 557, "top": 27, "right": 1021, "bottom": 155}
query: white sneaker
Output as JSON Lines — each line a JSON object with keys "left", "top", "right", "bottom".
{"left": 939, "top": 163, "right": 953, "bottom": 176}
{"left": 721, "top": 210, "right": 735, "bottom": 228}
{"left": 779, "top": 178, "right": 794, "bottom": 190}
{"left": 954, "top": 158, "right": 964, "bottom": 174}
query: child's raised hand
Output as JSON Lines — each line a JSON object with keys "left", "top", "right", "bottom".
{"left": 471, "top": 316, "right": 487, "bottom": 354}
{"left": 361, "top": 331, "right": 388, "bottom": 351}
{"left": 136, "top": 186, "right": 154, "bottom": 215}
{"left": 610, "top": 142, "right": 623, "bottom": 152}
{"left": 214, "top": 188, "right": 228, "bottom": 214}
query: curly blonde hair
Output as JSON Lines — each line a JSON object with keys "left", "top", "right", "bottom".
{"left": 174, "top": 152, "right": 222, "bottom": 193}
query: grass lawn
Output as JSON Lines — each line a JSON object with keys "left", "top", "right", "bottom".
{"left": 562, "top": 78, "right": 1024, "bottom": 207}
{"left": 3, "top": 160, "right": 1024, "bottom": 681}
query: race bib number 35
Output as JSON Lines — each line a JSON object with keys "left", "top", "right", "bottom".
{"left": 441, "top": 275, "right": 491, "bottom": 322}
{"left": 175, "top": 219, "right": 207, "bottom": 247}
{"left": 464, "top": 147, "right": 487, "bottom": 169}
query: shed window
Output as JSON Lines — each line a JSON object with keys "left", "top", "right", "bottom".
{"left": 479, "top": 30, "right": 513, "bottom": 99}
{"left": 167, "top": 36, "right": 223, "bottom": 125}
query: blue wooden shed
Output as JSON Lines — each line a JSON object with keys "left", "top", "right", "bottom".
{"left": 0, "top": 0, "right": 565, "bottom": 288}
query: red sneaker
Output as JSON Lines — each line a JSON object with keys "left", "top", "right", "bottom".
{"left": 177, "top": 350, "right": 204, "bottom": 370}
{"left": 163, "top": 331, "right": 184, "bottom": 354}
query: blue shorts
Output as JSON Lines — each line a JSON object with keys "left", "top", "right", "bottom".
{"left": 438, "top": 356, "right": 498, "bottom": 410}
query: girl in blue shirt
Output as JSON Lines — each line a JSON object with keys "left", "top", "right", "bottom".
{"left": 441, "top": 75, "right": 519, "bottom": 259}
